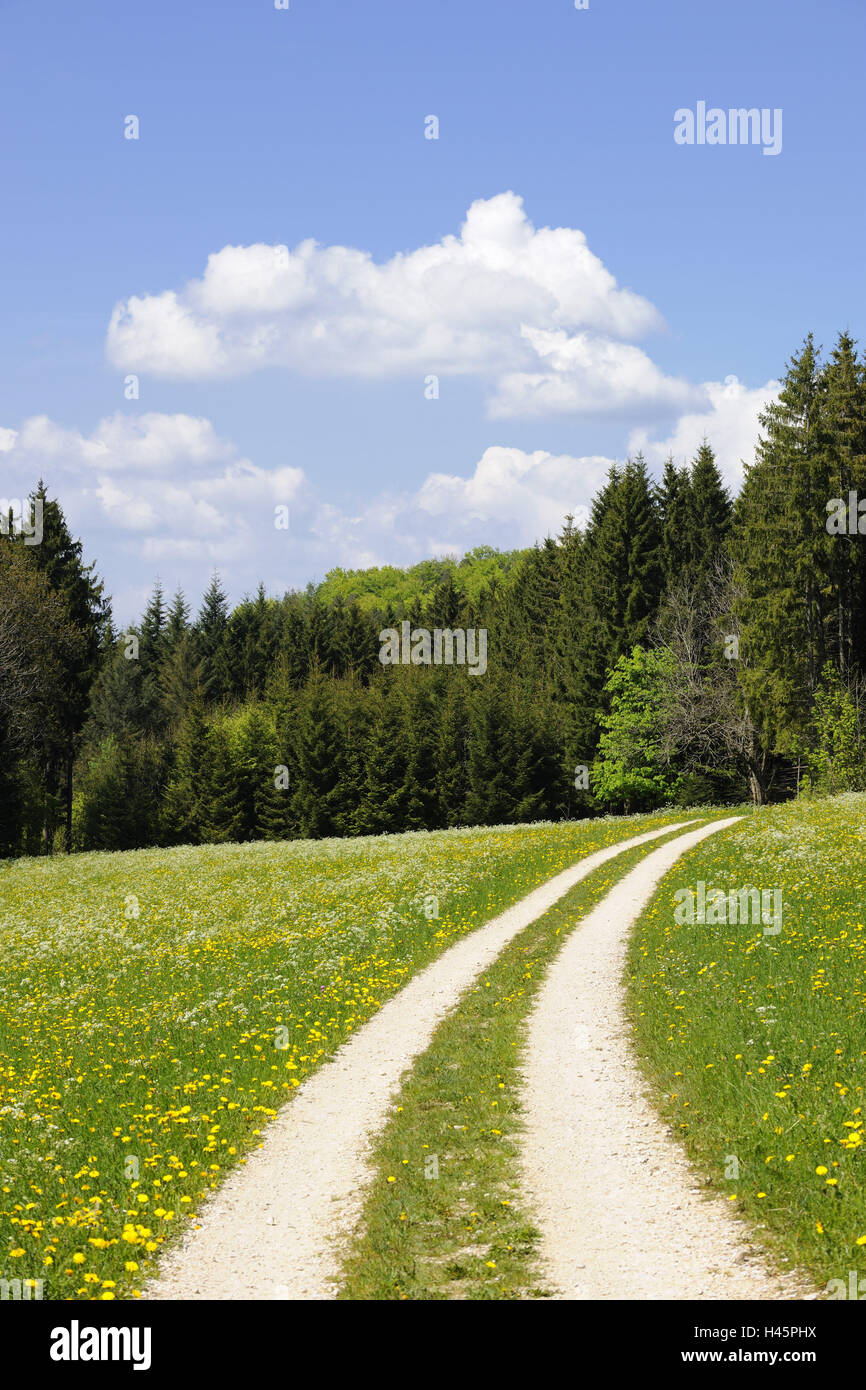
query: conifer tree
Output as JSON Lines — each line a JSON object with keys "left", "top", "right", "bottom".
{"left": 159, "top": 632, "right": 202, "bottom": 729}
{"left": 436, "top": 677, "right": 470, "bottom": 826}
{"left": 197, "top": 573, "right": 233, "bottom": 704}
{"left": 233, "top": 705, "right": 279, "bottom": 839}
{"left": 256, "top": 690, "right": 298, "bottom": 841}
{"left": 358, "top": 678, "right": 411, "bottom": 834}
{"left": 821, "top": 334, "right": 866, "bottom": 673}
{"left": 401, "top": 673, "right": 442, "bottom": 830}
{"left": 331, "top": 677, "right": 370, "bottom": 835}
{"left": 79, "top": 639, "right": 146, "bottom": 745}
{"left": 140, "top": 581, "right": 167, "bottom": 666}
{"left": 206, "top": 723, "right": 245, "bottom": 843}
{"left": 165, "top": 589, "right": 191, "bottom": 649}
{"left": 291, "top": 665, "right": 345, "bottom": 838}
{"left": 561, "top": 456, "right": 663, "bottom": 766}
{"left": 732, "top": 335, "right": 829, "bottom": 756}
{"left": 510, "top": 698, "right": 562, "bottom": 822}
{"left": 687, "top": 442, "right": 732, "bottom": 592}
{"left": 499, "top": 538, "right": 561, "bottom": 698}
{"left": 25, "top": 482, "right": 110, "bottom": 847}
{"left": 656, "top": 456, "right": 693, "bottom": 586}
{"left": 161, "top": 697, "right": 212, "bottom": 844}
{"left": 464, "top": 680, "right": 516, "bottom": 826}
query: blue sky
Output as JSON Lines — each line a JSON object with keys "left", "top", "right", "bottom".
{"left": 1, "top": 0, "right": 863, "bottom": 622}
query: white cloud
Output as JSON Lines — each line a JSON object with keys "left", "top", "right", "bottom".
{"left": 105, "top": 193, "right": 693, "bottom": 418}
{"left": 0, "top": 412, "right": 305, "bottom": 547}
{"left": 627, "top": 374, "right": 779, "bottom": 486}
{"left": 3, "top": 412, "right": 236, "bottom": 477}
{"left": 109, "top": 294, "right": 225, "bottom": 379}
{"left": 0, "top": 408, "right": 614, "bottom": 608}
{"left": 0, "top": 386, "right": 772, "bottom": 620}
{"left": 415, "top": 446, "right": 608, "bottom": 533}
{"left": 298, "top": 446, "right": 614, "bottom": 578}
{"left": 490, "top": 327, "right": 703, "bottom": 418}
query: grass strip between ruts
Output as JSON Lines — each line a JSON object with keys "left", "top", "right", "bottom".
{"left": 336, "top": 820, "right": 707, "bottom": 1300}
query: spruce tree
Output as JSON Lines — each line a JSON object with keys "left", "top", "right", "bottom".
{"left": 233, "top": 705, "right": 279, "bottom": 839}
{"left": 292, "top": 665, "right": 346, "bottom": 838}
{"left": 436, "top": 676, "right": 470, "bottom": 826}
{"left": 655, "top": 456, "right": 693, "bottom": 587}
{"left": 206, "top": 723, "right": 245, "bottom": 843}
{"left": 732, "top": 335, "right": 829, "bottom": 757}
{"left": 561, "top": 456, "right": 663, "bottom": 766}
{"left": 331, "top": 677, "right": 370, "bottom": 835}
{"left": 165, "top": 589, "right": 191, "bottom": 649}
{"left": 687, "top": 442, "right": 732, "bottom": 591}
{"left": 358, "top": 678, "right": 411, "bottom": 834}
{"left": 401, "top": 673, "right": 442, "bottom": 830}
{"left": 26, "top": 482, "right": 110, "bottom": 847}
{"left": 257, "top": 693, "right": 298, "bottom": 841}
{"left": 464, "top": 679, "right": 516, "bottom": 826}
{"left": 498, "top": 538, "right": 561, "bottom": 699}
{"left": 821, "top": 333, "right": 866, "bottom": 674}
{"left": 161, "top": 697, "right": 212, "bottom": 844}
{"left": 197, "top": 573, "right": 233, "bottom": 704}
{"left": 159, "top": 632, "right": 203, "bottom": 729}
{"left": 510, "top": 697, "right": 562, "bottom": 822}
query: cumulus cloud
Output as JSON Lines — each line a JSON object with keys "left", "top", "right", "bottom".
{"left": 1, "top": 408, "right": 618, "bottom": 614}
{"left": 0, "top": 412, "right": 305, "bottom": 601}
{"left": 627, "top": 374, "right": 779, "bottom": 487}
{"left": 414, "top": 446, "right": 609, "bottom": 534}
{"left": 0, "top": 387, "right": 772, "bottom": 621}
{"left": 490, "top": 327, "right": 703, "bottom": 419}
{"left": 106, "top": 193, "right": 694, "bottom": 418}
{"left": 4, "top": 411, "right": 237, "bottom": 478}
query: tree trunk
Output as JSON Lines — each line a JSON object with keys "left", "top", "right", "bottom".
{"left": 747, "top": 765, "right": 766, "bottom": 806}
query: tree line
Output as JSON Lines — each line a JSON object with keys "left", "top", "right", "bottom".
{"left": 2, "top": 330, "right": 865, "bottom": 856}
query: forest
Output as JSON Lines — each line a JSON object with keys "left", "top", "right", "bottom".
{"left": 1, "top": 330, "right": 865, "bottom": 857}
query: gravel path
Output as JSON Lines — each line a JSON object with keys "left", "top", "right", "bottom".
{"left": 520, "top": 816, "right": 812, "bottom": 1301}
{"left": 146, "top": 820, "right": 695, "bottom": 1300}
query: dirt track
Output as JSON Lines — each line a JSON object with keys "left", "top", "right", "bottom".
{"left": 519, "top": 817, "right": 812, "bottom": 1301}
{"left": 145, "top": 820, "right": 694, "bottom": 1300}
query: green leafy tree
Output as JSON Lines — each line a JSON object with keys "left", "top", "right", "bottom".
{"left": 591, "top": 647, "right": 679, "bottom": 812}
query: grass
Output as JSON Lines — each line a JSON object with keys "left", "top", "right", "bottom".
{"left": 0, "top": 810, "right": 693, "bottom": 1301}
{"left": 627, "top": 793, "right": 866, "bottom": 1295}
{"left": 336, "top": 820, "right": 705, "bottom": 1300}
